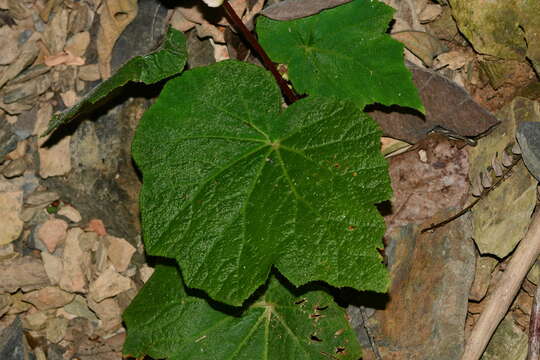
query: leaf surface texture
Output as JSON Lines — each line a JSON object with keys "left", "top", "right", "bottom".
{"left": 123, "top": 264, "right": 362, "bottom": 360}
{"left": 132, "top": 60, "right": 391, "bottom": 306}
{"left": 257, "top": 0, "right": 424, "bottom": 112}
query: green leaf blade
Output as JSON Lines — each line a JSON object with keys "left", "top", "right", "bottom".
{"left": 123, "top": 264, "right": 362, "bottom": 360}
{"left": 133, "top": 60, "right": 390, "bottom": 306}
{"left": 44, "top": 27, "right": 188, "bottom": 136}
{"left": 257, "top": 0, "right": 424, "bottom": 112}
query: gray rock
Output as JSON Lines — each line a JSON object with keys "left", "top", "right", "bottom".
{"left": 27, "top": 225, "right": 48, "bottom": 252}
{"left": 187, "top": 28, "right": 215, "bottom": 69}
{"left": 482, "top": 317, "right": 527, "bottom": 359}
{"left": 25, "top": 191, "right": 59, "bottom": 206}
{"left": 110, "top": 0, "right": 168, "bottom": 73}
{"left": 0, "top": 317, "right": 31, "bottom": 360}
{"left": 47, "top": 344, "right": 65, "bottom": 360}
{"left": 0, "top": 174, "right": 40, "bottom": 196}
{"left": 0, "top": 256, "right": 50, "bottom": 292}
{"left": 517, "top": 122, "right": 540, "bottom": 181}
{"left": 12, "top": 106, "right": 37, "bottom": 140}
{"left": 0, "top": 116, "right": 18, "bottom": 164}
{"left": 350, "top": 214, "right": 476, "bottom": 360}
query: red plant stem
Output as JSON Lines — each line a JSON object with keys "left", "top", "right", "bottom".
{"left": 222, "top": 1, "right": 300, "bottom": 105}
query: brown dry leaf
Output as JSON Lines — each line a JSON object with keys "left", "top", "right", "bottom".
{"left": 97, "top": 0, "right": 138, "bottom": 79}
{"left": 173, "top": 0, "right": 264, "bottom": 44}
{"left": 370, "top": 63, "right": 499, "bottom": 143}
{"left": 381, "top": 137, "right": 411, "bottom": 157}
{"left": 384, "top": 134, "right": 470, "bottom": 234}
{"left": 261, "top": 0, "right": 351, "bottom": 20}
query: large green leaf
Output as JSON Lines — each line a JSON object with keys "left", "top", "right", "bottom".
{"left": 123, "top": 263, "right": 362, "bottom": 360}
{"left": 257, "top": 0, "right": 424, "bottom": 112}
{"left": 44, "top": 27, "right": 187, "bottom": 136}
{"left": 132, "top": 60, "right": 390, "bottom": 306}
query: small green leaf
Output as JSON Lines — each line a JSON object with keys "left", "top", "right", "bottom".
{"left": 123, "top": 263, "right": 362, "bottom": 360}
{"left": 257, "top": 0, "right": 424, "bottom": 112}
{"left": 43, "top": 27, "right": 187, "bottom": 136}
{"left": 133, "top": 60, "right": 390, "bottom": 306}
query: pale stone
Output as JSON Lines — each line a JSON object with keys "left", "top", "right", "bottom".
{"left": 138, "top": 264, "right": 154, "bottom": 283}
{"left": 25, "top": 191, "right": 59, "bottom": 206}
{"left": 38, "top": 135, "right": 72, "bottom": 178}
{"left": 89, "top": 266, "right": 132, "bottom": 302}
{"left": 469, "top": 256, "right": 498, "bottom": 301}
{"left": 418, "top": 4, "right": 442, "bottom": 23}
{"left": 34, "top": 102, "right": 71, "bottom": 178}
{"left": 0, "top": 293, "right": 12, "bottom": 317}
{"left": 37, "top": 218, "right": 68, "bottom": 253}
{"left": 59, "top": 228, "right": 89, "bottom": 293}
{"left": 64, "top": 31, "right": 90, "bottom": 58}
{"left": 8, "top": 291, "right": 32, "bottom": 315}
{"left": 0, "top": 257, "right": 50, "bottom": 293}
{"left": 105, "top": 236, "right": 135, "bottom": 272}
{"left": 46, "top": 317, "right": 68, "bottom": 344}
{"left": 528, "top": 262, "right": 540, "bottom": 285}
{"left": 57, "top": 205, "right": 81, "bottom": 223}
{"left": 2, "top": 158, "right": 27, "bottom": 178}
{"left": 55, "top": 308, "right": 77, "bottom": 320}
{"left": 0, "top": 26, "right": 20, "bottom": 65}
{"left": 63, "top": 295, "right": 98, "bottom": 321}
{"left": 79, "top": 231, "right": 98, "bottom": 252}
{"left": 123, "top": 264, "right": 137, "bottom": 278}
{"left": 88, "top": 297, "right": 122, "bottom": 334}
{"left": 22, "top": 286, "right": 74, "bottom": 310}
{"left": 20, "top": 206, "right": 43, "bottom": 223}
{"left": 0, "top": 243, "right": 17, "bottom": 261}
{"left": 0, "top": 191, "right": 23, "bottom": 245}
{"left": 94, "top": 241, "right": 108, "bottom": 275}
{"left": 41, "top": 252, "right": 63, "bottom": 285}
{"left": 78, "top": 64, "right": 100, "bottom": 81}
{"left": 23, "top": 311, "right": 50, "bottom": 330}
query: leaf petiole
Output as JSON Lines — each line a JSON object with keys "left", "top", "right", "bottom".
{"left": 222, "top": 1, "right": 301, "bottom": 104}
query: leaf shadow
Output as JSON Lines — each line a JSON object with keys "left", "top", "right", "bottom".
{"left": 160, "top": 0, "right": 226, "bottom": 24}
{"left": 145, "top": 257, "right": 390, "bottom": 317}
{"left": 364, "top": 102, "right": 426, "bottom": 120}
{"left": 42, "top": 79, "right": 168, "bottom": 148}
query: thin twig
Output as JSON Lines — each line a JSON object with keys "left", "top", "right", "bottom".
{"left": 528, "top": 275, "right": 540, "bottom": 360}
{"left": 360, "top": 306, "right": 382, "bottom": 360}
{"left": 462, "top": 210, "right": 540, "bottom": 360}
{"left": 222, "top": 1, "right": 301, "bottom": 105}
{"left": 421, "top": 156, "right": 522, "bottom": 233}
